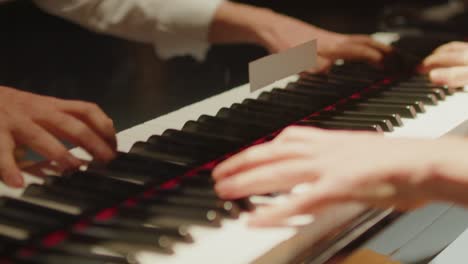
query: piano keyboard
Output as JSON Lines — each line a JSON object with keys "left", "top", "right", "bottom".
{"left": 1, "top": 33, "right": 468, "bottom": 264}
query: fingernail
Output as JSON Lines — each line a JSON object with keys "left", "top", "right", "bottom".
{"left": 430, "top": 69, "right": 446, "bottom": 83}
{"left": 214, "top": 180, "right": 235, "bottom": 198}
{"left": 108, "top": 135, "right": 118, "bottom": 149}
{"left": 13, "top": 174, "right": 24, "bottom": 187}
{"left": 65, "top": 154, "right": 82, "bottom": 168}
{"left": 6, "top": 173, "right": 24, "bottom": 188}
{"left": 95, "top": 147, "right": 115, "bottom": 162}
{"left": 248, "top": 212, "right": 267, "bottom": 227}
{"left": 211, "top": 167, "right": 222, "bottom": 181}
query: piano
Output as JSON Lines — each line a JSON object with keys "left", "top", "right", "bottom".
{"left": 1, "top": 32, "right": 468, "bottom": 264}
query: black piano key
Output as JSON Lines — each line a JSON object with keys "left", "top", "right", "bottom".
{"left": 0, "top": 197, "right": 76, "bottom": 222}
{"left": 159, "top": 129, "right": 242, "bottom": 153}
{"left": 363, "top": 98, "right": 425, "bottom": 113}
{"left": 40, "top": 246, "right": 130, "bottom": 264}
{"left": 407, "top": 75, "right": 430, "bottom": 82}
{"left": 118, "top": 206, "right": 221, "bottom": 227}
{"left": 181, "top": 120, "right": 249, "bottom": 142}
{"left": 229, "top": 103, "right": 301, "bottom": 122}
{"left": 50, "top": 171, "right": 144, "bottom": 196}
{"left": 132, "top": 203, "right": 222, "bottom": 225}
{"left": 194, "top": 115, "right": 273, "bottom": 139}
{"left": 22, "top": 184, "right": 94, "bottom": 213}
{"left": 16, "top": 250, "right": 128, "bottom": 264}
{"left": 92, "top": 219, "right": 193, "bottom": 243}
{"left": 181, "top": 174, "right": 253, "bottom": 211}
{"left": 95, "top": 212, "right": 198, "bottom": 235}
{"left": 378, "top": 91, "right": 438, "bottom": 105}
{"left": 307, "top": 116, "right": 393, "bottom": 132}
{"left": 286, "top": 80, "right": 361, "bottom": 98}
{"left": 41, "top": 180, "right": 122, "bottom": 204}
{"left": 272, "top": 88, "right": 344, "bottom": 103}
{"left": 305, "top": 72, "right": 375, "bottom": 84}
{"left": 0, "top": 234, "right": 27, "bottom": 255}
{"left": 258, "top": 91, "right": 330, "bottom": 111}
{"left": 144, "top": 194, "right": 240, "bottom": 218}
{"left": 397, "top": 82, "right": 457, "bottom": 95}
{"left": 41, "top": 177, "right": 129, "bottom": 203}
{"left": 284, "top": 83, "right": 346, "bottom": 97}
{"left": 240, "top": 99, "right": 309, "bottom": 118}
{"left": 182, "top": 175, "right": 215, "bottom": 187}
{"left": 162, "top": 129, "right": 245, "bottom": 154}
{"left": 200, "top": 114, "right": 278, "bottom": 132}
{"left": 216, "top": 107, "right": 290, "bottom": 127}
{"left": 173, "top": 184, "right": 218, "bottom": 198}
{"left": 182, "top": 120, "right": 254, "bottom": 142}
{"left": 298, "top": 120, "right": 383, "bottom": 132}
{"left": 387, "top": 87, "right": 446, "bottom": 100}
{"left": 0, "top": 215, "right": 39, "bottom": 238}
{"left": 45, "top": 243, "right": 130, "bottom": 264}
{"left": 0, "top": 207, "right": 64, "bottom": 234}
{"left": 369, "top": 93, "right": 437, "bottom": 108}
{"left": 71, "top": 226, "right": 174, "bottom": 254}
{"left": 343, "top": 103, "right": 417, "bottom": 118}
{"left": 86, "top": 165, "right": 154, "bottom": 185}
{"left": 320, "top": 110, "right": 404, "bottom": 127}
{"left": 145, "top": 135, "right": 223, "bottom": 159}
{"left": 129, "top": 141, "right": 203, "bottom": 167}
{"left": 295, "top": 79, "right": 362, "bottom": 92}
{"left": 105, "top": 152, "right": 189, "bottom": 181}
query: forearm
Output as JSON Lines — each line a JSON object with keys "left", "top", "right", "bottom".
{"left": 208, "top": 1, "right": 325, "bottom": 51}
{"left": 208, "top": 1, "right": 272, "bottom": 45}
{"left": 424, "top": 138, "right": 468, "bottom": 206}
{"left": 34, "top": 0, "right": 224, "bottom": 59}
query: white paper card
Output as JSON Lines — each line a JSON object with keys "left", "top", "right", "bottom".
{"left": 249, "top": 40, "right": 317, "bottom": 92}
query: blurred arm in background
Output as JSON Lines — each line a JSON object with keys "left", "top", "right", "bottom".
{"left": 35, "top": 0, "right": 391, "bottom": 69}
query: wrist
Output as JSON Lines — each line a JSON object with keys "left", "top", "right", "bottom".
{"left": 208, "top": 1, "right": 277, "bottom": 46}
{"left": 426, "top": 138, "right": 468, "bottom": 204}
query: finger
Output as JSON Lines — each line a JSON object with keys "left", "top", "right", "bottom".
{"left": 275, "top": 126, "right": 374, "bottom": 144}
{"left": 430, "top": 66, "right": 468, "bottom": 87}
{"left": 14, "top": 146, "right": 27, "bottom": 162}
{"left": 56, "top": 100, "right": 117, "bottom": 149}
{"left": 12, "top": 116, "right": 82, "bottom": 170}
{"left": 422, "top": 51, "right": 468, "bottom": 72}
{"left": 350, "top": 35, "right": 393, "bottom": 53}
{"left": 433, "top": 41, "right": 468, "bottom": 54}
{"left": 248, "top": 181, "right": 347, "bottom": 226}
{"left": 274, "top": 126, "right": 330, "bottom": 143}
{"left": 324, "top": 43, "right": 384, "bottom": 63}
{"left": 316, "top": 56, "right": 333, "bottom": 72}
{"left": 215, "top": 159, "right": 320, "bottom": 199}
{"left": 213, "top": 141, "right": 316, "bottom": 181}
{"left": 38, "top": 112, "right": 116, "bottom": 162}
{"left": 0, "top": 132, "right": 24, "bottom": 187}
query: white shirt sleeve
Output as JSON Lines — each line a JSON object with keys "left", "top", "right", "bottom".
{"left": 33, "top": 0, "right": 225, "bottom": 60}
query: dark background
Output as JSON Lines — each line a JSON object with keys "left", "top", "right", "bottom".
{"left": 0, "top": 0, "right": 450, "bottom": 131}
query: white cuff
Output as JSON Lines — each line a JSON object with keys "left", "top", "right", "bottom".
{"left": 153, "top": 0, "right": 225, "bottom": 60}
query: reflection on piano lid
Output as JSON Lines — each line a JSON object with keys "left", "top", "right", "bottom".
{"left": 1, "top": 32, "right": 468, "bottom": 264}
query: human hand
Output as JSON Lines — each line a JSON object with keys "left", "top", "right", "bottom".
{"left": 209, "top": 2, "right": 391, "bottom": 71}
{"left": 420, "top": 41, "right": 468, "bottom": 87}
{"left": 0, "top": 86, "right": 116, "bottom": 187}
{"left": 254, "top": 15, "right": 391, "bottom": 66}
{"left": 213, "top": 126, "right": 468, "bottom": 226}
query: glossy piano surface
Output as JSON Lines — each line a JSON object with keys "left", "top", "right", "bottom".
{"left": 2, "top": 55, "right": 468, "bottom": 264}
{"left": 2, "top": 2, "right": 468, "bottom": 264}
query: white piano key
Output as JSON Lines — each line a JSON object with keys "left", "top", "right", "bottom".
{"left": 386, "top": 91, "right": 468, "bottom": 139}
{"left": 0, "top": 171, "right": 43, "bottom": 198}
{"left": 136, "top": 203, "right": 369, "bottom": 264}
{"left": 3, "top": 51, "right": 468, "bottom": 263}
{"left": 137, "top": 215, "right": 295, "bottom": 264}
